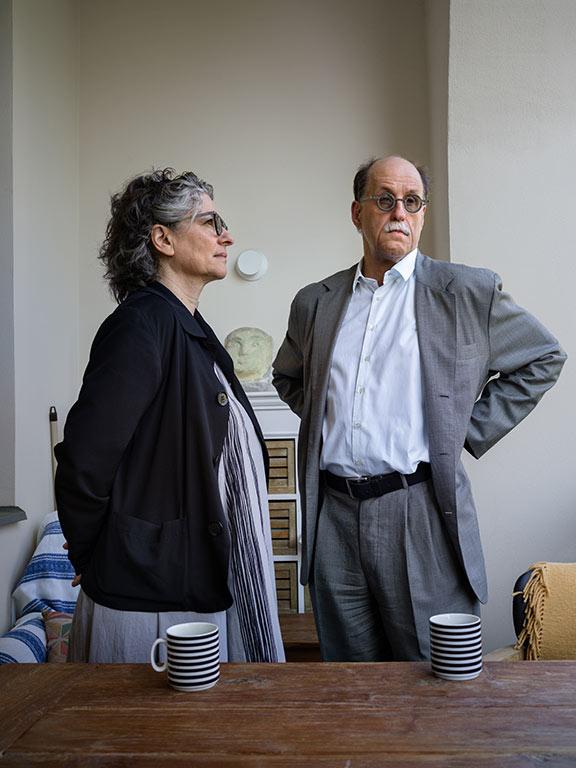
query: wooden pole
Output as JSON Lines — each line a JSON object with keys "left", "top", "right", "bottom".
{"left": 49, "top": 406, "right": 58, "bottom": 510}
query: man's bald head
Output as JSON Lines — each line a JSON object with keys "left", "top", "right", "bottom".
{"left": 353, "top": 156, "right": 429, "bottom": 202}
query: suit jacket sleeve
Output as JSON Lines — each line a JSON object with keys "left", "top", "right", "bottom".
{"left": 55, "top": 305, "right": 163, "bottom": 573}
{"left": 272, "top": 293, "right": 306, "bottom": 418}
{"left": 465, "top": 272, "right": 566, "bottom": 458}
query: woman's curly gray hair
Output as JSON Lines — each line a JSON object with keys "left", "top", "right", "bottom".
{"left": 99, "top": 168, "right": 214, "bottom": 303}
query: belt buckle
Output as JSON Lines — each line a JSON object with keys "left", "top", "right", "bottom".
{"left": 345, "top": 475, "right": 368, "bottom": 499}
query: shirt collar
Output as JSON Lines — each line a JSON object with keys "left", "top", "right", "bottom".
{"left": 353, "top": 248, "right": 418, "bottom": 291}
{"left": 392, "top": 248, "right": 418, "bottom": 281}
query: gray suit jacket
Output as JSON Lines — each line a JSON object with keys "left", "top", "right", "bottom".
{"left": 272, "top": 252, "right": 566, "bottom": 603}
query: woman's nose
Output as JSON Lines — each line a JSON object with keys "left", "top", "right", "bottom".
{"left": 219, "top": 228, "right": 234, "bottom": 245}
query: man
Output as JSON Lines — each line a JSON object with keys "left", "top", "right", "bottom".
{"left": 272, "top": 155, "right": 566, "bottom": 661}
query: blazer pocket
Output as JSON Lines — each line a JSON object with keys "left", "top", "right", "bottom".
{"left": 94, "top": 514, "right": 187, "bottom": 604}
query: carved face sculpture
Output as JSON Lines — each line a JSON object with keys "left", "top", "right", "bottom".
{"left": 224, "top": 327, "right": 273, "bottom": 382}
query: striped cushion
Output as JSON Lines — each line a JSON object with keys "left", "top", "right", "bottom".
{"left": 1, "top": 512, "right": 79, "bottom": 665}
{"left": 0, "top": 613, "right": 47, "bottom": 664}
{"left": 12, "top": 511, "right": 79, "bottom": 619}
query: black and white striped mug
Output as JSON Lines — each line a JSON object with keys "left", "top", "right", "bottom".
{"left": 151, "top": 622, "right": 220, "bottom": 691}
{"left": 429, "top": 613, "right": 482, "bottom": 681}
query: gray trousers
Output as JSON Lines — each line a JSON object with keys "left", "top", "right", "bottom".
{"left": 309, "top": 478, "right": 480, "bottom": 661}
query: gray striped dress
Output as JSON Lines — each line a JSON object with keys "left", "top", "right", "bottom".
{"left": 68, "top": 365, "right": 285, "bottom": 663}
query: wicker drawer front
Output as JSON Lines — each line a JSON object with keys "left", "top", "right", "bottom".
{"left": 266, "top": 439, "right": 295, "bottom": 494}
{"left": 269, "top": 500, "right": 297, "bottom": 555}
{"left": 274, "top": 562, "right": 298, "bottom": 613}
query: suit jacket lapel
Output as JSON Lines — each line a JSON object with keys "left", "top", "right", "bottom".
{"left": 415, "top": 253, "right": 457, "bottom": 513}
{"left": 309, "top": 266, "right": 356, "bottom": 441}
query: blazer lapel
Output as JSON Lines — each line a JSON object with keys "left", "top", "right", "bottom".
{"left": 415, "top": 253, "right": 457, "bottom": 514}
{"left": 309, "top": 266, "right": 356, "bottom": 440}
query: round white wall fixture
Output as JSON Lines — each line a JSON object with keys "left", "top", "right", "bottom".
{"left": 235, "top": 250, "right": 268, "bottom": 281}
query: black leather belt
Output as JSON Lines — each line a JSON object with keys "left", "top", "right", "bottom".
{"left": 324, "top": 463, "right": 431, "bottom": 501}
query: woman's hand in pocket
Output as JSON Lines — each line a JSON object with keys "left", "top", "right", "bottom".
{"left": 63, "top": 541, "right": 82, "bottom": 587}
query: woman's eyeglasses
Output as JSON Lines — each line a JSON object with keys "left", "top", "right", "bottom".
{"left": 196, "top": 211, "right": 228, "bottom": 236}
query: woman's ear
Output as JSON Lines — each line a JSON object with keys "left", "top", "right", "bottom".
{"left": 150, "top": 223, "right": 175, "bottom": 257}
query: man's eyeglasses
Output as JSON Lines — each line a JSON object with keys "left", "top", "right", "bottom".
{"left": 196, "top": 211, "right": 228, "bottom": 236}
{"left": 360, "top": 192, "right": 427, "bottom": 214}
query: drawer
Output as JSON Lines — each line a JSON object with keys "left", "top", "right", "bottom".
{"left": 269, "top": 500, "right": 297, "bottom": 556}
{"left": 274, "top": 561, "right": 298, "bottom": 613}
{"left": 266, "top": 439, "right": 296, "bottom": 494}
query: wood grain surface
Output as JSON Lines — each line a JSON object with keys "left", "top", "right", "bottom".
{"left": 1, "top": 662, "right": 576, "bottom": 766}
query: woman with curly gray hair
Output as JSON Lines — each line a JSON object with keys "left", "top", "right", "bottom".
{"left": 55, "top": 168, "right": 285, "bottom": 664}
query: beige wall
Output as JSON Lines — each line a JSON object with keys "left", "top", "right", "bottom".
{"left": 0, "top": 0, "right": 79, "bottom": 633}
{"left": 78, "top": 0, "right": 432, "bottom": 364}
{"left": 449, "top": 0, "right": 575, "bottom": 651}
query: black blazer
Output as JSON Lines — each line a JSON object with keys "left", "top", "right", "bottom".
{"left": 55, "top": 282, "right": 268, "bottom": 612}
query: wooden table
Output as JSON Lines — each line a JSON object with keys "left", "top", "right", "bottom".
{"left": 1, "top": 662, "right": 576, "bottom": 766}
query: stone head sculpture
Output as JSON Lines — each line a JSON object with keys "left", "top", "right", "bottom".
{"left": 224, "top": 327, "right": 274, "bottom": 389}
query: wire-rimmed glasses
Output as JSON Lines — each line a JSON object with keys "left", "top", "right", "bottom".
{"left": 360, "top": 192, "right": 427, "bottom": 213}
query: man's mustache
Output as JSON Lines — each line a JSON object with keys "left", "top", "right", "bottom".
{"left": 384, "top": 221, "right": 410, "bottom": 235}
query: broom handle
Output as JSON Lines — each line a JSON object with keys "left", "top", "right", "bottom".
{"left": 49, "top": 406, "right": 58, "bottom": 510}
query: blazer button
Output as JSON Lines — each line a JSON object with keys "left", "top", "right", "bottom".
{"left": 208, "top": 521, "right": 224, "bottom": 536}
{"left": 217, "top": 392, "right": 229, "bottom": 406}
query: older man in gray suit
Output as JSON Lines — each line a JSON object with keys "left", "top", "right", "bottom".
{"left": 272, "top": 155, "right": 566, "bottom": 662}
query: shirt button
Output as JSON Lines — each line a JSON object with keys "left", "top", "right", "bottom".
{"left": 353, "top": 422, "right": 360, "bottom": 428}
{"left": 354, "top": 458, "right": 361, "bottom": 465}
{"left": 364, "top": 356, "right": 370, "bottom": 362}
{"left": 357, "top": 387, "right": 364, "bottom": 394}
{"left": 368, "top": 325, "right": 374, "bottom": 331}
{"left": 208, "top": 521, "right": 224, "bottom": 536}
{"left": 217, "top": 392, "right": 229, "bottom": 406}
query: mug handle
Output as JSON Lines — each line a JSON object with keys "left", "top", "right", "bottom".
{"left": 150, "top": 638, "right": 167, "bottom": 672}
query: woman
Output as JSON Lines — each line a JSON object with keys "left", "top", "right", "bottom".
{"left": 55, "top": 168, "right": 284, "bottom": 663}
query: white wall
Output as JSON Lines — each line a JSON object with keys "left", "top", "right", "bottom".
{"left": 0, "top": 0, "right": 15, "bottom": 510}
{"left": 0, "top": 0, "right": 79, "bottom": 633}
{"left": 425, "top": 0, "right": 450, "bottom": 261}
{"left": 448, "top": 0, "right": 575, "bottom": 651}
{"left": 78, "top": 0, "right": 432, "bottom": 366}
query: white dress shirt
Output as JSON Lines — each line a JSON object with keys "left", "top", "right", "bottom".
{"left": 320, "top": 249, "right": 429, "bottom": 477}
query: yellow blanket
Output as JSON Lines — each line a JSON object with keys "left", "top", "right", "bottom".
{"left": 514, "top": 562, "right": 576, "bottom": 660}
